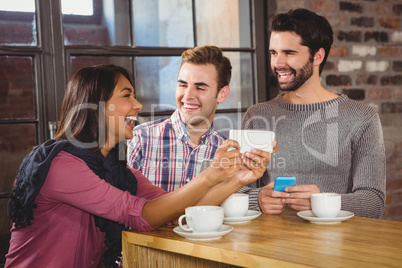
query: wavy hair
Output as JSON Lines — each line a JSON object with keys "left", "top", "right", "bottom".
{"left": 269, "top": 8, "right": 333, "bottom": 74}
{"left": 55, "top": 64, "right": 133, "bottom": 149}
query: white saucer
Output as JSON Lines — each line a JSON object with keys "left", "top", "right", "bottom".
{"left": 224, "top": 210, "right": 262, "bottom": 224}
{"left": 173, "top": 225, "right": 233, "bottom": 241}
{"left": 297, "top": 210, "right": 354, "bottom": 224}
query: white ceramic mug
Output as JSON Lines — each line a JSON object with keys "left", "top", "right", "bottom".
{"left": 178, "top": 206, "right": 224, "bottom": 233}
{"left": 311, "top": 193, "right": 341, "bottom": 218}
{"left": 220, "top": 193, "right": 249, "bottom": 218}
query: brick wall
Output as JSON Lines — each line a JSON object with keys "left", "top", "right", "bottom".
{"left": 269, "top": 0, "right": 402, "bottom": 221}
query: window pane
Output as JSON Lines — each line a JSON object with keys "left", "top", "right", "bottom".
{"left": 213, "top": 112, "right": 245, "bottom": 137}
{"left": 0, "top": 56, "right": 35, "bottom": 119}
{"left": 132, "top": 0, "right": 194, "bottom": 47}
{"left": 0, "top": 124, "right": 37, "bottom": 193}
{"left": 63, "top": 0, "right": 131, "bottom": 46}
{"left": 220, "top": 52, "right": 254, "bottom": 109}
{"left": 134, "top": 56, "right": 181, "bottom": 113}
{"left": 195, "top": 0, "right": 251, "bottom": 48}
{"left": 62, "top": 0, "right": 94, "bottom": 15}
{"left": 0, "top": 1, "right": 34, "bottom": 12}
{"left": 69, "top": 56, "right": 133, "bottom": 79}
{"left": 0, "top": 0, "right": 37, "bottom": 46}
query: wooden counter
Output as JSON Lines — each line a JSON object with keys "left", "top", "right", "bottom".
{"left": 122, "top": 209, "right": 402, "bottom": 267}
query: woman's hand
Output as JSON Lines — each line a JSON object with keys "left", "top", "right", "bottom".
{"left": 236, "top": 141, "right": 278, "bottom": 186}
{"left": 203, "top": 139, "right": 243, "bottom": 186}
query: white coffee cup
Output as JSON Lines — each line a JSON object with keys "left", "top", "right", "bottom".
{"left": 311, "top": 193, "right": 341, "bottom": 218}
{"left": 178, "top": 206, "right": 224, "bottom": 233}
{"left": 220, "top": 193, "right": 249, "bottom": 218}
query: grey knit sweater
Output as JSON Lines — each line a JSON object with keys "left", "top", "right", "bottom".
{"left": 238, "top": 94, "right": 386, "bottom": 218}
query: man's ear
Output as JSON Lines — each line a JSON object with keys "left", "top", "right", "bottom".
{"left": 217, "top": 85, "right": 230, "bottom": 103}
{"left": 314, "top": 48, "right": 325, "bottom": 66}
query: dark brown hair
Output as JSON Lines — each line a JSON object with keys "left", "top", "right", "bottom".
{"left": 269, "top": 8, "right": 333, "bottom": 74}
{"left": 180, "top": 45, "right": 232, "bottom": 91}
{"left": 55, "top": 64, "right": 133, "bottom": 149}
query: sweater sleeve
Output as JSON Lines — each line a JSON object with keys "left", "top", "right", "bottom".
{"left": 42, "top": 151, "right": 164, "bottom": 231}
{"left": 236, "top": 186, "right": 262, "bottom": 211}
{"left": 342, "top": 113, "right": 386, "bottom": 218}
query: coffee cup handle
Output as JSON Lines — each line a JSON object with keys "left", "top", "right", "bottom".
{"left": 178, "top": 215, "right": 193, "bottom": 231}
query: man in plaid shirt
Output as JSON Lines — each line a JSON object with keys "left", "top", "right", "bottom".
{"left": 127, "top": 46, "right": 231, "bottom": 191}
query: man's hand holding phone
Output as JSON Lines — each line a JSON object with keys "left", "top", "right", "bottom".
{"left": 259, "top": 176, "right": 321, "bottom": 214}
{"left": 258, "top": 177, "right": 296, "bottom": 214}
{"left": 273, "top": 176, "right": 296, "bottom": 191}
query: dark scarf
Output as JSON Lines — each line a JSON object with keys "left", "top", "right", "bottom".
{"left": 8, "top": 139, "right": 137, "bottom": 267}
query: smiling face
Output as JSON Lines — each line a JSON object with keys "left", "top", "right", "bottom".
{"left": 269, "top": 31, "right": 314, "bottom": 92}
{"left": 104, "top": 74, "right": 142, "bottom": 148}
{"left": 175, "top": 63, "right": 229, "bottom": 131}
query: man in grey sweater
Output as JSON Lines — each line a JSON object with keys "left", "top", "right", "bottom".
{"left": 238, "top": 8, "right": 386, "bottom": 218}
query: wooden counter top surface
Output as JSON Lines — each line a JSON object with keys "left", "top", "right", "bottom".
{"left": 122, "top": 209, "right": 402, "bottom": 267}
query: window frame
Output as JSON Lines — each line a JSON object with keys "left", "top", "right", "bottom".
{"left": 0, "top": 10, "right": 35, "bottom": 22}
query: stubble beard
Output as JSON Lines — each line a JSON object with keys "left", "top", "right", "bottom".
{"left": 275, "top": 58, "right": 314, "bottom": 92}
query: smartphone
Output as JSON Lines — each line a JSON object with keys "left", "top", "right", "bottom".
{"left": 273, "top": 176, "right": 296, "bottom": 192}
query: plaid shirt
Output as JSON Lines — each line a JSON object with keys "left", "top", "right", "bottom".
{"left": 127, "top": 110, "right": 226, "bottom": 192}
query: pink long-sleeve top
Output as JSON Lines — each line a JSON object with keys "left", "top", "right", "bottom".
{"left": 5, "top": 151, "right": 167, "bottom": 267}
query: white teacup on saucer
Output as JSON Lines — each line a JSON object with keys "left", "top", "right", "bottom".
{"left": 178, "top": 206, "right": 224, "bottom": 233}
{"left": 311, "top": 193, "right": 341, "bottom": 218}
{"left": 220, "top": 193, "right": 249, "bottom": 218}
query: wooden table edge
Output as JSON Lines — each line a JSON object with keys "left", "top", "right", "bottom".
{"left": 122, "top": 230, "right": 311, "bottom": 268}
